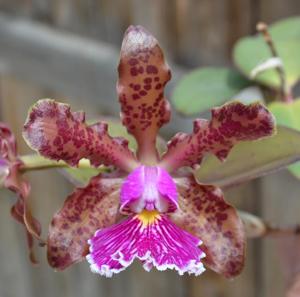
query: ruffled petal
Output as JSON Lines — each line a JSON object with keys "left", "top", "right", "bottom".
{"left": 0, "top": 123, "right": 42, "bottom": 263}
{"left": 23, "top": 99, "right": 139, "bottom": 172}
{"left": 6, "top": 162, "right": 41, "bottom": 234}
{"left": 11, "top": 197, "right": 42, "bottom": 264}
{"left": 117, "top": 26, "right": 171, "bottom": 163}
{"left": 0, "top": 122, "right": 17, "bottom": 161}
{"left": 86, "top": 211, "right": 205, "bottom": 277}
{"left": 120, "top": 166, "right": 178, "bottom": 214}
{"left": 160, "top": 102, "right": 275, "bottom": 172}
{"left": 0, "top": 159, "right": 9, "bottom": 185}
{"left": 170, "top": 176, "right": 245, "bottom": 278}
{"left": 0, "top": 122, "right": 17, "bottom": 188}
{"left": 7, "top": 167, "right": 42, "bottom": 264}
{"left": 48, "top": 173, "right": 123, "bottom": 270}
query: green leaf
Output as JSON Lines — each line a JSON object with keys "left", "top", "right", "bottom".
{"left": 269, "top": 17, "right": 300, "bottom": 40}
{"left": 268, "top": 99, "right": 300, "bottom": 129}
{"left": 233, "top": 17, "right": 300, "bottom": 89}
{"left": 171, "top": 67, "right": 251, "bottom": 115}
{"left": 195, "top": 126, "right": 300, "bottom": 188}
{"left": 61, "top": 164, "right": 104, "bottom": 186}
{"left": 269, "top": 99, "right": 300, "bottom": 178}
{"left": 231, "top": 86, "right": 265, "bottom": 105}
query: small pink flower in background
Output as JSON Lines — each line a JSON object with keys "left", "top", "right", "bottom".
{"left": 23, "top": 26, "right": 275, "bottom": 277}
{"left": 0, "top": 123, "right": 41, "bottom": 263}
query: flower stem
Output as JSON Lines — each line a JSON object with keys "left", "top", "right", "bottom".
{"left": 19, "top": 154, "right": 92, "bottom": 172}
{"left": 264, "top": 224, "right": 300, "bottom": 237}
{"left": 240, "top": 210, "right": 300, "bottom": 238}
{"left": 256, "top": 22, "right": 293, "bottom": 103}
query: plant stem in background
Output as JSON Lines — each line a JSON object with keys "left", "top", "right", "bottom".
{"left": 240, "top": 210, "right": 300, "bottom": 238}
{"left": 19, "top": 154, "right": 93, "bottom": 172}
{"left": 256, "top": 22, "right": 293, "bottom": 103}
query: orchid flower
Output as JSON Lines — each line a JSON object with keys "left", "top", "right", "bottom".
{"left": 0, "top": 123, "right": 41, "bottom": 263}
{"left": 23, "top": 26, "right": 275, "bottom": 278}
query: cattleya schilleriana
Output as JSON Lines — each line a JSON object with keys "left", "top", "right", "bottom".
{"left": 23, "top": 26, "right": 275, "bottom": 278}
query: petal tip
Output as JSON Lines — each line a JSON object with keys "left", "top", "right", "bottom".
{"left": 121, "top": 25, "right": 157, "bottom": 56}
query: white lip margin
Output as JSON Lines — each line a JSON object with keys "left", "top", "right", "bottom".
{"left": 86, "top": 234, "right": 206, "bottom": 277}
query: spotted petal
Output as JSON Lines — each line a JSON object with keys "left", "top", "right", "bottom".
{"left": 11, "top": 196, "right": 42, "bottom": 264}
{"left": 48, "top": 173, "right": 123, "bottom": 270}
{"left": 171, "top": 176, "right": 245, "bottom": 278}
{"left": 160, "top": 102, "right": 275, "bottom": 172}
{"left": 23, "top": 99, "right": 139, "bottom": 172}
{"left": 87, "top": 211, "right": 205, "bottom": 277}
{"left": 117, "top": 26, "right": 171, "bottom": 163}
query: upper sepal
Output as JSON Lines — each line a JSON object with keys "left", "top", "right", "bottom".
{"left": 160, "top": 102, "right": 276, "bottom": 172}
{"left": 23, "top": 99, "right": 139, "bottom": 172}
{"left": 117, "top": 26, "right": 171, "bottom": 163}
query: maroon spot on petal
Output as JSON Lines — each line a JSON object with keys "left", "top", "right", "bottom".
{"left": 138, "top": 66, "right": 144, "bottom": 74}
{"left": 132, "top": 93, "right": 141, "bottom": 100}
{"left": 130, "top": 67, "right": 138, "bottom": 76}
{"left": 128, "top": 58, "right": 138, "bottom": 66}
{"left": 133, "top": 84, "right": 141, "bottom": 91}
{"left": 146, "top": 65, "right": 158, "bottom": 74}
{"left": 139, "top": 90, "right": 147, "bottom": 97}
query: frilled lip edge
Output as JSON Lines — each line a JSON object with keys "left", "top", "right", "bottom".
{"left": 86, "top": 245, "right": 206, "bottom": 277}
{"left": 85, "top": 214, "right": 206, "bottom": 277}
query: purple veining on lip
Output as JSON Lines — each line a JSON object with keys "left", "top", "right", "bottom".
{"left": 86, "top": 213, "right": 205, "bottom": 277}
{"left": 119, "top": 166, "right": 178, "bottom": 214}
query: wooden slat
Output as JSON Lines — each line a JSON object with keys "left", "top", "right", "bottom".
{"left": 259, "top": 0, "right": 300, "bottom": 23}
{"left": 174, "top": 0, "right": 228, "bottom": 66}
{"left": 259, "top": 171, "right": 300, "bottom": 297}
{"left": 0, "top": 12, "right": 191, "bottom": 137}
{"left": 0, "top": 1, "right": 299, "bottom": 296}
{"left": 256, "top": 3, "right": 300, "bottom": 297}
{"left": 0, "top": 12, "right": 119, "bottom": 111}
{"left": 0, "top": 77, "right": 70, "bottom": 297}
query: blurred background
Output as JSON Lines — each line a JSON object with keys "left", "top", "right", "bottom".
{"left": 0, "top": 1, "right": 299, "bottom": 297}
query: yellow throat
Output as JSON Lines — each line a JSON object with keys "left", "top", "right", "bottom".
{"left": 137, "top": 210, "right": 160, "bottom": 226}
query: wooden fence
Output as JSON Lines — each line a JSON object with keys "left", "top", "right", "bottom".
{"left": 0, "top": 1, "right": 299, "bottom": 297}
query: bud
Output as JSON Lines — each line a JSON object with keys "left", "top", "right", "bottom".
{"left": 0, "top": 158, "right": 9, "bottom": 187}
